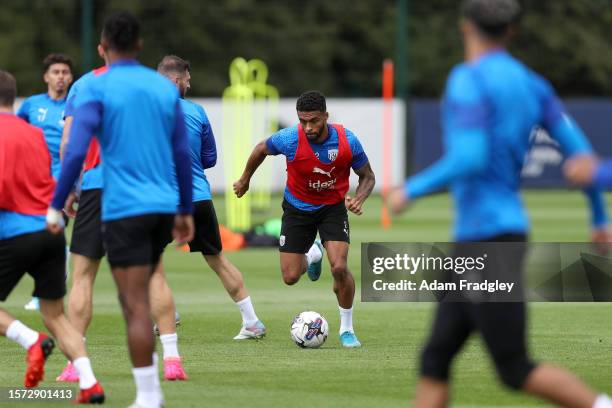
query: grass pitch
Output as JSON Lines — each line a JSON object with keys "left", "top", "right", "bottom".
{"left": 2, "top": 191, "right": 611, "bottom": 407}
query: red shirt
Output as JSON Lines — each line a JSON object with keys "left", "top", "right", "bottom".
{"left": 0, "top": 114, "right": 55, "bottom": 215}
{"left": 286, "top": 124, "right": 352, "bottom": 205}
{"left": 82, "top": 66, "right": 108, "bottom": 171}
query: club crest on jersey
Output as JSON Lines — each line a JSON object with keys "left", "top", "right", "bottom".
{"left": 328, "top": 149, "right": 338, "bottom": 161}
{"left": 312, "top": 166, "right": 334, "bottom": 178}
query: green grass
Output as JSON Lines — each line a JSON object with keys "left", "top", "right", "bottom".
{"left": 2, "top": 191, "right": 612, "bottom": 407}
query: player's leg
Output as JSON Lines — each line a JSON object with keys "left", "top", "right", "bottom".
{"left": 317, "top": 201, "right": 359, "bottom": 347}
{"left": 104, "top": 215, "right": 169, "bottom": 408}
{"left": 192, "top": 200, "right": 266, "bottom": 339}
{"left": 24, "top": 230, "right": 104, "bottom": 401}
{"left": 39, "top": 298, "right": 104, "bottom": 403}
{"left": 279, "top": 199, "right": 318, "bottom": 285}
{"left": 59, "top": 188, "right": 104, "bottom": 382}
{"left": 149, "top": 260, "right": 187, "bottom": 380}
{"left": 414, "top": 302, "right": 473, "bottom": 408}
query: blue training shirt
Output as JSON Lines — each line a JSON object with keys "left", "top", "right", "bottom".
{"left": 65, "top": 70, "right": 103, "bottom": 191}
{"left": 406, "top": 49, "right": 607, "bottom": 241}
{"left": 180, "top": 99, "right": 216, "bottom": 202}
{"left": 51, "top": 59, "right": 193, "bottom": 221}
{"left": 17, "top": 93, "right": 66, "bottom": 179}
{"left": 266, "top": 124, "right": 368, "bottom": 211}
{"left": 0, "top": 211, "right": 46, "bottom": 240}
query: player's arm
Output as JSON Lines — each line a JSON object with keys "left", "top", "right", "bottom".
{"left": 200, "top": 122, "right": 217, "bottom": 169}
{"left": 233, "top": 140, "right": 273, "bottom": 198}
{"left": 60, "top": 116, "right": 73, "bottom": 159}
{"left": 389, "top": 68, "right": 489, "bottom": 214}
{"left": 346, "top": 162, "right": 375, "bottom": 215}
{"left": 47, "top": 101, "right": 100, "bottom": 232}
{"left": 594, "top": 160, "right": 612, "bottom": 187}
{"left": 541, "top": 88, "right": 609, "bottom": 235}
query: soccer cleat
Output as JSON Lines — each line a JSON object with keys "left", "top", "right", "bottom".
{"left": 56, "top": 361, "right": 79, "bottom": 382}
{"left": 163, "top": 357, "right": 188, "bottom": 381}
{"left": 25, "top": 333, "right": 54, "bottom": 388}
{"left": 73, "top": 381, "right": 105, "bottom": 404}
{"left": 24, "top": 297, "right": 40, "bottom": 311}
{"left": 154, "top": 311, "right": 181, "bottom": 336}
{"left": 233, "top": 320, "right": 267, "bottom": 340}
{"left": 306, "top": 240, "right": 324, "bottom": 281}
{"left": 339, "top": 331, "right": 362, "bottom": 348}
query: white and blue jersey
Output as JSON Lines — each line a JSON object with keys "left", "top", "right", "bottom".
{"left": 65, "top": 70, "right": 104, "bottom": 191}
{"left": 406, "top": 49, "right": 607, "bottom": 241}
{"left": 180, "top": 99, "right": 216, "bottom": 202}
{"left": 266, "top": 125, "right": 368, "bottom": 211}
{"left": 17, "top": 93, "right": 66, "bottom": 179}
{"left": 52, "top": 59, "right": 193, "bottom": 221}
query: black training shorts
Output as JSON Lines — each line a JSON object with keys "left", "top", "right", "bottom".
{"left": 279, "top": 199, "right": 349, "bottom": 253}
{"left": 0, "top": 230, "right": 66, "bottom": 301}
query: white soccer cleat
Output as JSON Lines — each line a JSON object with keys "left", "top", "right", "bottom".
{"left": 233, "top": 320, "right": 267, "bottom": 340}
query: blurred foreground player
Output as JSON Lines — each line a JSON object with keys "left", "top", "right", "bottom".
{"left": 234, "top": 91, "right": 375, "bottom": 348}
{"left": 158, "top": 55, "right": 266, "bottom": 339}
{"left": 387, "top": 1, "right": 612, "bottom": 407}
{"left": 18, "top": 53, "right": 74, "bottom": 311}
{"left": 47, "top": 12, "right": 194, "bottom": 408}
{"left": 56, "top": 48, "right": 187, "bottom": 384}
{"left": 0, "top": 70, "right": 104, "bottom": 403}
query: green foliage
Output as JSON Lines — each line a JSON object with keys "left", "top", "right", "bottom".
{"left": 1, "top": 0, "right": 611, "bottom": 97}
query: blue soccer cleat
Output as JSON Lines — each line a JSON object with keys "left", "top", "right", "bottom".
{"left": 306, "top": 240, "right": 324, "bottom": 281}
{"left": 340, "top": 331, "right": 362, "bottom": 348}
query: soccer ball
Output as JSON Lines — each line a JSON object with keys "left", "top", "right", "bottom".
{"left": 290, "top": 311, "right": 329, "bottom": 348}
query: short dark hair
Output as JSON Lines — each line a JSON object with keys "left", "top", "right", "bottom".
{"left": 462, "top": 0, "right": 522, "bottom": 40}
{"left": 296, "top": 90, "right": 326, "bottom": 112}
{"left": 0, "top": 70, "right": 17, "bottom": 107}
{"left": 43, "top": 53, "right": 73, "bottom": 73}
{"left": 157, "top": 55, "right": 191, "bottom": 76}
{"left": 102, "top": 11, "right": 141, "bottom": 52}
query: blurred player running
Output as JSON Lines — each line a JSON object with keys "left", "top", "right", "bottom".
{"left": 234, "top": 91, "right": 375, "bottom": 348}
{"left": 56, "top": 48, "right": 187, "bottom": 384}
{"left": 47, "top": 12, "right": 194, "bottom": 408}
{"left": 157, "top": 55, "right": 267, "bottom": 340}
{"left": 18, "top": 53, "right": 74, "bottom": 311}
{"left": 387, "top": 1, "right": 612, "bottom": 407}
{"left": 0, "top": 70, "right": 104, "bottom": 404}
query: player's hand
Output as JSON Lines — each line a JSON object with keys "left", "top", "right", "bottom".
{"left": 173, "top": 214, "right": 194, "bottom": 245}
{"left": 345, "top": 195, "right": 364, "bottom": 215}
{"left": 233, "top": 178, "right": 250, "bottom": 198}
{"left": 386, "top": 186, "right": 411, "bottom": 215}
{"left": 564, "top": 154, "right": 598, "bottom": 186}
{"left": 591, "top": 226, "right": 612, "bottom": 255}
{"left": 45, "top": 207, "right": 65, "bottom": 234}
{"left": 63, "top": 193, "right": 79, "bottom": 218}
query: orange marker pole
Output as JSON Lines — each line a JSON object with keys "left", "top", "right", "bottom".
{"left": 381, "top": 59, "right": 394, "bottom": 229}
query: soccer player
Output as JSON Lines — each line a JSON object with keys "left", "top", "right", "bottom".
{"left": 0, "top": 70, "right": 104, "bottom": 403}
{"left": 233, "top": 91, "right": 375, "bottom": 348}
{"left": 56, "top": 49, "right": 187, "bottom": 383}
{"left": 157, "top": 55, "right": 267, "bottom": 339}
{"left": 564, "top": 155, "right": 612, "bottom": 188}
{"left": 46, "top": 12, "right": 194, "bottom": 408}
{"left": 386, "top": 1, "right": 612, "bottom": 407}
{"left": 18, "top": 53, "right": 74, "bottom": 311}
